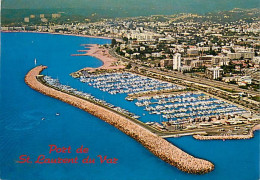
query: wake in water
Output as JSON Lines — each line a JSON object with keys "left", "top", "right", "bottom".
{"left": 4, "top": 110, "right": 58, "bottom": 131}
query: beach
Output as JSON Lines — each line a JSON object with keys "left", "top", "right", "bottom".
{"left": 25, "top": 65, "right": 214, "bottom": 174}
{"left": 71, "top": 44, "right": 125, "bottom": 73}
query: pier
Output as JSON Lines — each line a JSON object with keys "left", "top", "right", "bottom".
{"left": 25, "top": 66, "right": 214, "bottom": 174}
{"left": 71, "top": 54, "right": 88, "bottom": 56}
{"left": 193, "top": 124, "right": 260, "bottom": 140}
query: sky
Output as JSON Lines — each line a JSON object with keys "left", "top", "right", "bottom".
{"left": 1, "top": 0, "right": 260, "bottom": 15}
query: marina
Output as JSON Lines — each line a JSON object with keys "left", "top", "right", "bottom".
{"left": 134, "top": 92, "right": 248, "bottom": 123}
{"left": 78, "top": 72, "right": 184, "bottom": 95}
{"left": 75, "top": 71, "right": 251, "bottom": 129}
{"left": 25, "top": 65, "right": 214, "bottom": 174}
{"left": 43, "top": 73, "right": 258, "bottom": 138}
{"left": 42, "top": 75, "right": 141, "bottom": 120}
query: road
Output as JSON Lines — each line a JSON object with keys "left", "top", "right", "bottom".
{"left": 141, "top": 67, "right": 259, "bottom": 96}
{"left": 157, "top": 123, "right": 257, "bottom": 138}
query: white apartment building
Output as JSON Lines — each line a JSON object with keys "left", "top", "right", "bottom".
{"left": 173, "top": 53, "right": 181, "bottom": 71}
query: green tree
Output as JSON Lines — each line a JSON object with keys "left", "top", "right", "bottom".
{"left": 123, "top": 37, "right": 128, "bottom": 42}
{"left": 111, "top": 39, "right": 117, "bottom": 47}
{"left": 126, "top": 63, "right": 132, "bottom": 69}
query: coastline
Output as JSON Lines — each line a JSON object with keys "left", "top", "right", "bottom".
{"left": 72, "top": 44, "right": 125, "bottom": 73}
{"left": 1, "top": 30, "right": 113, "bottom": 40}
{"left": 2, "top": 31, "right": 124, "bottom": 73}
{"left": 25, "top": 65, "right": 214, "bottom": 174}
{"left": 193, "top": 124, "right": 260, "bottom": 140}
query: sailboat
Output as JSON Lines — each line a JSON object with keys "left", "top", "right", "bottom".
{"left": 34, "top": 58, "right": 37, "bottom": 66}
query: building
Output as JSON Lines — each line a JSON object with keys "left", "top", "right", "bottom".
{"left": 190, "top": 59, "right": 203, "bottom": 68}
{"left": 41, "top": 18, "right": 48, "bottom": 23}
{"left": 240, "top": 52, "right": 254, "bottom": 59}
{"left": 160, "top": 59, "right": 173, "bottom": 67}
{"left": 228, "top": 52, "right": 254, "bottom": 60}
{"left": 206, "top": 67, "right": 223, "bottom": 80}
{"left": 131, "top": 53, "right": 140, "bottom": 58}
{"left": 52, "top": 14, "right": 61, "bottom": 18}
{"left": 30, "top": 15, "right": 35, "bottom": 18}
{"left": 173, "top": 53, "right": 181, "bottom": 70}
{"left": 140, "top": 46, "right": 146, "bottom": 51}
{"left": 239, "top": 76, "right": 252, "bottom": 85}
{"left": 126, "top": 32, "right": 162, "bottom": 42}
{"left": 187, "top": 49, "right": 199, "bottom": 56}
{"left": 253, "top": 56, "right": 260, "bottom": 64}
{"left": 40, "top": 14, "right": 45, "bottom": 18}
{"left": 24, "top": 17, "right": 30, "bottom": 23}
{"left": 199, "top": 55, "right": 213, "bottom": 67}
{"left": 183, "top": 57, "right": 194, "bottom": 66}
{"left": 151, "top": 52, "right": 162, "bottom": 58}
{"left": 180, "top": 65, "right": 192, "bottom": 72}
{"left": 1, "top": 27, "right": 9, "bottom": 31}
{"left": 228, "top": 53, "right": 242, "bottom": 60}
{"left": 212, "top": 56, "right": 229, "bottom": 66}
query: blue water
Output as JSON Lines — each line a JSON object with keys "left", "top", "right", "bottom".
{"left": 0, "top": 32, "right": 259, "bottom": 180}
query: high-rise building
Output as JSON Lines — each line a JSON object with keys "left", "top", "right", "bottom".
{"left": 173, "top": 53, "right": 181, "bottom": 70}
{"left": 206, "top": 67, "right": 223, "bottom": 79}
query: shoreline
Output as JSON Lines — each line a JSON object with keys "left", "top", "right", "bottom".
{"left": 25, "top": 65, "right": 214, "bottom": 174}
{"left": 72, "top": 44, "right": 125, "bottom": 73}
{"left": 193, "top": 124, "right": 260, "bottom": 140}
{"left": 1, "top": 30, "right": 113, "bottom": 40}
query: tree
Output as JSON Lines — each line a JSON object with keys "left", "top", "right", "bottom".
{"left": 126, "top": 49, "right": 133, "bottom": 54}
{"left": 209, "top": 47, "right": 217, "bottom": 56}
{"left": 123, "top": 37, "right": 128, "bottom": 42}
{"left": 111, "top": 39, "right": 117, "bottom": 47}
{"left": 126, "top": 63, "right": 132, "bottom": 69}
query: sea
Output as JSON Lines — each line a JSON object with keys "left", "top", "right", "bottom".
{"left": 0, "top": 32, "right": 259, "bottom": 180}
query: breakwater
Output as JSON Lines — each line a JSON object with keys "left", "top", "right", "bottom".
{"left": 71, "top": 54, "right": 88, "bottom": 56}
{"left": 193, "top": 124, "right": 260, "bottom": 140}
{"left": 25, "top": 66, "right": 214, "bottom": 174}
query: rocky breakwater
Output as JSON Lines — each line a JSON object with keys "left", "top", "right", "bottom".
{"left": 25, "top": 66, "right": 214, "bottom": 174}
{"left": 193, "top": 124, "right": 260, "bottom": 140}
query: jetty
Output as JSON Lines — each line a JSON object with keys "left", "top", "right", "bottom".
{"left": 71, "top": 54, "right": 88, "bottom": 56}
{"left": 25, "top": 66, "right": 214, "bottom": 174}
{"left": 193, "top": 124, "right": 260, "bottom": 140}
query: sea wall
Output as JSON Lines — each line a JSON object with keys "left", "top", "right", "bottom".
{"left": 193, "top": 124, "right": 260, "bottom": 140}
{"left": 25, "top": 66, "right": 214, "bottom": 174}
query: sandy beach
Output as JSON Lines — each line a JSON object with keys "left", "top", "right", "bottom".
{"left": 75, "top": 44, "right": 125, "bottom": 72}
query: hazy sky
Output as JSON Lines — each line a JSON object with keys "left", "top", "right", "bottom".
{"left": 2, "top": 0, "right": 260, "bottom": 12}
